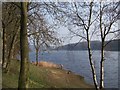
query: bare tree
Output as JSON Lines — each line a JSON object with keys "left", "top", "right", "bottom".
{"left": 29, "top": 18, "right": 60, "bottom": 65}
{"left": 27, "top": 2, "right": 61, "bottom": 65}
{"left": 64, "top": 2, "right": 99, "bottom": 89}
{"left": 99, "top": 1, "right": 120, "bottom": 89}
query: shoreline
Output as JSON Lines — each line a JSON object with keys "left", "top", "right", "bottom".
{"left": 31, "top": 61, "right": 94, "bottom": 88}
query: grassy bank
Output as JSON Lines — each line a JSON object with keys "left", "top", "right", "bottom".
{"left": 2, "top": 59, "right": 94, "bottom": 88}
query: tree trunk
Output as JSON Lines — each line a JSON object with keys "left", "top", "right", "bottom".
{"left": 36, "top": 49, "right": 39, "bottom": 66}
{"left": 86, "top": 31, "right": 99, "bottom": 90}
{"left": 5, "top": 30, "right": 19, "bottom": 72}
{"left": 18, "top": 2, "right": 29, "bottom": 89}
{"left": 100, "top": 39, "right": 105, "bottom": 89}
{"left": 2, "top": 23, "right": 7, "bottom": 69}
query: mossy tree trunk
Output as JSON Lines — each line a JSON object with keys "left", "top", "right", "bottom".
{"left": 18, "top": 2, "right": 29, "bottom": 89}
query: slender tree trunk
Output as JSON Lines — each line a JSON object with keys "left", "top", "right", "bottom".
{"left": 2, "top": 23, "right": 7, "bottom": 69}
{"left": 100, "top": 38, "right": 105, "bottom": 89}
{"left": 5, "top": 30, "right": 19, "bottom": 72}
{"left": 18, "top": 2, "right": 29, "bottom": 89}
{"left": 86, "top": 31, "right": 99, "bottom": 90}
{"left": 5, "top": 45, "right": 13, "bottom": 72}
{"left": 36, "top": 49, "right": 39, "bottom": 66}
{"left": 99, "top": 3, "right": 105, "bottom": 89}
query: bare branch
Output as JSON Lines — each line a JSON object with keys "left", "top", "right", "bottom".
{"left": 108, "top": 29, "right": 120, "bottom": 34}
{"left": 68, "top": 28, "right": 87, "bottom": 40}
{"left": 10, "top": 2, "right": 21, "bottom": 9}
{"left": 74, "top": 2, "right": 87, "bottom": 30}
{"left": 88, "top": 1, "right": 93, "bottom": 30}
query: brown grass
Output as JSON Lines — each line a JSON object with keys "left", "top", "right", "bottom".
{"left": 32, "top": 61, "right": 63, "bottom": 69}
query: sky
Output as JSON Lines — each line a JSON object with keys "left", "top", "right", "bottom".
{"left": 57, "top": 26, "right": 83, "bottom": 45}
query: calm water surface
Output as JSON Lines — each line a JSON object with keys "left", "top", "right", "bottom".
{"left": 29, "top": 50, "right": 118, "bottom": 88}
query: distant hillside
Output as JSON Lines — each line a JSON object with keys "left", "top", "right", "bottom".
{"left": 57, "top": 39, "right": 120, "bottom": 51}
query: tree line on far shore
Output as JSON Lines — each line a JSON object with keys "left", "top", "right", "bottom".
{"left": 57, "top": 39, "right": 120, "bottom": 51}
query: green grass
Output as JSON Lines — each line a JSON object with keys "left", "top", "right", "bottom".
{"left": 2, "top": 59, "right": 94, "bottom": 88}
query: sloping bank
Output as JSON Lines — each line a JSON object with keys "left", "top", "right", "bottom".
{"left": 2, "top": 60, "right": 94, "bottom": 88}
